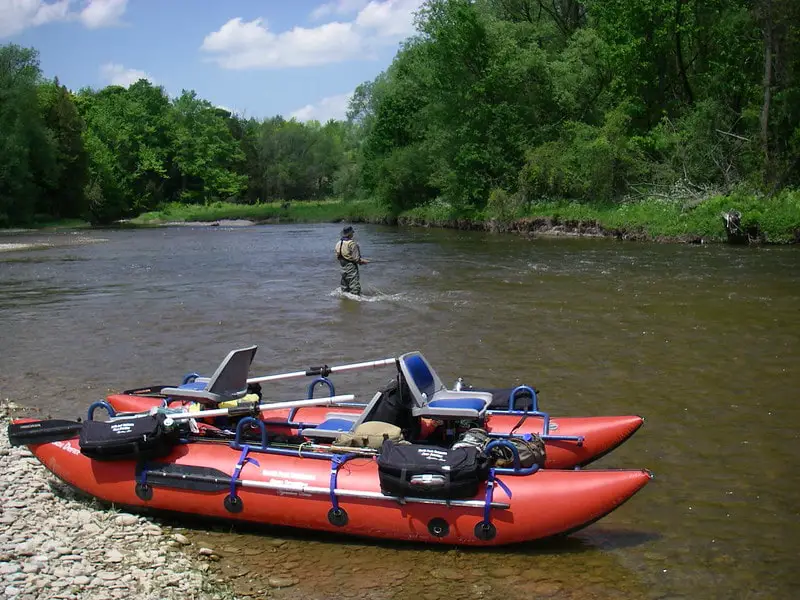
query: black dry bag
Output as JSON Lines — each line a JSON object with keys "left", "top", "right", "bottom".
{"left": 79, "top": 413, "right": 183, "bottom": 461}
{"left": 377, "top": 440, "right": 489, "bottom": 499}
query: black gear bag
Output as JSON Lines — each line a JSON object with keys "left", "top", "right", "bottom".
{"left": 377, "top": 440, "right": 489, "bottom": 499}
{"left": 79, "top": 413, "right": 184, "bottom": 461}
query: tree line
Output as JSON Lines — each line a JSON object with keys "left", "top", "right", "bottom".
{"left": 0, "top": 44, "right": 359, "bottom": 226}
{"left": 1, "top": 0, "right": 798, "bottom": 227}
{"left": 353, "top": 0, "right": 800, "bottom": 215}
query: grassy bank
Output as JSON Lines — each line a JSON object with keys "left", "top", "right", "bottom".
{"left": 403, "top": 191, "right": 800, "bottom": 244}
{"left": 129, "top": 199, "right": 394, "bottom": 226}
{"left": 129, "top": 192, "right": 800, "bottom": 244}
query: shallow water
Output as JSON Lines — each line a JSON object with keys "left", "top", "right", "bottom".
{"left": 1, "top": 223, "right": 798, "bottom": 599}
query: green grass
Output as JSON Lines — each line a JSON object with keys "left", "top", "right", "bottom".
{"left": 131, "top": 199, "right": 393, "bottom": 226}
{"left": 1, "top": 217, "right": 91, "bottom": 230}
{"left": 399, "top": 190, "right": 800, "bottom": 243}
{"left": 15, "top": 191, "right": 798, "bottom": 244}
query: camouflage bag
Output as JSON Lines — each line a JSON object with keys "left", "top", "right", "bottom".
{"left": 490, "top": 434, "right": 546, "bottom": 469}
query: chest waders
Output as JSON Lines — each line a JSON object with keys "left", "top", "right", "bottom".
{"left": 337, "top": 238, "right": 361, "bottom": 295}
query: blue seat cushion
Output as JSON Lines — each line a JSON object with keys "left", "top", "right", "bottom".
{"left": 177, "top": 381, "right": 208, "bottom": 391}
{"left": 311, "top": 418, "right": 355, "bottom": 433}
{"left": 427, "top": 398, "right": 487, "bottom": 411}
{"left": 403, "top": 355, "right": 436, "bottom": 397}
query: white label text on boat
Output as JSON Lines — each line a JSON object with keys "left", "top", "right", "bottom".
{"left": 261, "top": 470, "right": 316, "bottom": 481}
{"left": 53, "top": 440, "right": 81, "bottom": 455}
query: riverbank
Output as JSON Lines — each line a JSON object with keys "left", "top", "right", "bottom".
{"left": 128, "top": 192, "right": 800, "bottom": 244}
{"left": 0, "top": 401, "right": 237, "bottom": 600}
{"left": 4, "top": 192, "right": 799, "bottom": 244}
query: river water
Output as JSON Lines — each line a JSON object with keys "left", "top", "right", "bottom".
{"left": 1, "top": 223, "right": 798, "bottom": 600}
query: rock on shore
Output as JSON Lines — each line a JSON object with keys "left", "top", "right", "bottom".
{"left": 0, "top": 402, "right": 233, "bottom": 600}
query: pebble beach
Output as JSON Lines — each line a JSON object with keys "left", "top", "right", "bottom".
{"left": 0, "top": 401, "right": 232, "bottom": 600}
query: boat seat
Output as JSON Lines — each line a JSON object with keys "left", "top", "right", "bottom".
{"left": 160, "top": 345, "right": 258, "bottom": 406}
{"left": 398, "top": 351, "right": 492, "bottom": 420}
{"left": 302, "top": 390, "right": 383, "bottom": 440}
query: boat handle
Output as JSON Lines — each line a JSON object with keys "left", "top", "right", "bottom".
{"left": 508, "top": 385, "right": 538, "bottom": 412}
{"left": 87, "top": 400, "right": 116, "bottom": 421}
{"left": 232, "top": 417, "right": 268, "bottom": 450}
{"left": 484, "top": 440, "right": 521, "bottom": 471}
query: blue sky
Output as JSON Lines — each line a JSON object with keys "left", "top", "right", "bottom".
{"left": 0, "top": 0, "right": 424, "bottom": 121}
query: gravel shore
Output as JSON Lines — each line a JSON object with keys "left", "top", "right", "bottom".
{"left": 0, "top": 401, "right": 233, "bottom": 600}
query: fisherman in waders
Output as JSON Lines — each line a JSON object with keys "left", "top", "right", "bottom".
{"left": 335, "top": 225, "right": 369, "bottom": 295}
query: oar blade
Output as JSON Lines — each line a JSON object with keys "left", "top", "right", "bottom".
{"left": 7, "top": 419, "right": 83, "bottom": 447}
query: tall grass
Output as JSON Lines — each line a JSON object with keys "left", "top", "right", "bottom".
{"left": 131, "top": 199, "right": 393, "bottom": 225}
{"left": 125, "top": 191, "right": 800, "bottom": 244}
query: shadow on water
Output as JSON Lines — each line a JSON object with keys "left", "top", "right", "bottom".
{"left": 152, "top": 511, "right": 658, "bottom": 600}
{"left": 0, "top": 280, "right": 123, "bottom": 310}
{"left": 47, "top": 475, "right": 657, "bottom": 600}
{"left": 0, "top": 254, "right": 87, "bottom": 264}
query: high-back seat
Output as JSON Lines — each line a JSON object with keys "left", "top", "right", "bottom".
{"left": 397, "top": 351, "right": 491, "bottom": 420}
{"left": 160, "top": 345, "right": 258, "bottom": 406}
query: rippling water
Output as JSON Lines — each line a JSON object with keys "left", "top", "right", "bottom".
{"left": 1, "top": 223, "right": 798, "bottom": 599}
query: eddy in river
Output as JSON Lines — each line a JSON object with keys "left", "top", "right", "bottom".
{"left": 335, "top": 225, "right": 369, "bottom": 295}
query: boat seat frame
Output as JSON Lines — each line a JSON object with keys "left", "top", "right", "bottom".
{"left": 398, "top": 351, "right": 492, "bottom": 420}
{"left": 160, "top": 345, "right": 258, "bottom": 406}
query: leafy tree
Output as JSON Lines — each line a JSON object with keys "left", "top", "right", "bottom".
{"left": 171, "top": 90, "right": 247, "bottom": 203}
{"left": 0, "top": 45, "right": 57, "bottom": 225}
{"left": 39, "top": 78, "right": 89, "bottom": 219}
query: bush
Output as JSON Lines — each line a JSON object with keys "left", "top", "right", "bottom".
{"left": 519, "top": 104, "right": 649, "bottom": 202}
{"left": 486, "top": 188, "right": 526, "bottom": 222}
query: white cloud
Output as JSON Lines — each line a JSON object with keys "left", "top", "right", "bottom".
{"left": 100, "top": 62, "right": 153, "bottom": 87}
{"left": 355, "top": 0, "right": 421, "bottom": 38}
{"left": 0, "top": 0, "right": 127, "bottom": 38}
{"left": 310, "top": 0, "right": 368, "bottom": 20}
{"left": 290, "top": 91, "right": 353, "bottom": 122}
{"left": 79, "top": 0, "right": 127, "bottom": 29}
{"left": 201, "top": 18, "right": 362, "bottom": 69}
{"left": 0, "top": 0, "right": 70, "bottom": 37}
{"left": 202, "top": 0, "right": 425, "bottom": 70}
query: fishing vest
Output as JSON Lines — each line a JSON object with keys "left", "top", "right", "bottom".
{"left": 335, "top": 238, "right": 359, "bottom": 263}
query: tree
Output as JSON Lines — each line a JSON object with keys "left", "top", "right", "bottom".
{"left": 0, "top": 44, "right": 57, "bottom": 226}
{"left": 171, "top": 90, "right": 247, "bottom": 203}
{"left": 40, "top": 78, "right": 89, "bottom": 219}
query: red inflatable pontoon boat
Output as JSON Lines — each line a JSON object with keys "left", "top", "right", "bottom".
{"left": 103, "top": 347, "right": 645, "bottom": 470}
{"left": 17, "top": 424, "right": 652, "bottom": 546}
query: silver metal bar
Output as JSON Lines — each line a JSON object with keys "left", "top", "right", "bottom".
{"left": 234, "top": 477, "right": 511, "bottom": 508}
{"left": 247, "top": 358, "right": 397, "bottom": 384}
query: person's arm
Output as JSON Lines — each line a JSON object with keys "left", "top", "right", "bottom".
{"left": 355, "top": 242, "right": 368, "bottom": 264}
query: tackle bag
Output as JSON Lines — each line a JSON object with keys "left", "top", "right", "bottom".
{"left": 79, "top": 413, "right": 185, "bottom": 461}
{"left": 377, "top": 440, "right": 489, "bottom": 499}
{"left": 489, "top": 434, "right": 546, "bottom": 469}
{"left": 451, "top": 427, "right": 490, "bottom": 452}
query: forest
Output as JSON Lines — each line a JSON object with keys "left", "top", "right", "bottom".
{"left": 1, "top": 0, "right": 798, "bottom": 232}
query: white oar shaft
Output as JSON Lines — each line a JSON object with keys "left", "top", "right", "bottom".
{"left": 123, "top": 394, "right": 356, "bottom": 423}
{"left": 247, "top": 357, "right": 396, "bottom": 384}
{"left": 228, "top": 478, "right": 510, "bottom": 509}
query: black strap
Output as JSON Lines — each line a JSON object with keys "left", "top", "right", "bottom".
{"left": 509, "top": 411, "right": 528, "bottom": 436}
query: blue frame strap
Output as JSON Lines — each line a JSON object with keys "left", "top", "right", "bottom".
{"left": 328, "top": 453, "right": 357, "bottom": 512}
{"left": 482, "top": 469, "right": 511, "bottom": 525}
{"left": 138, "top": 463, "right": 150, "bottom": 486}
{"left": 228, "top": 445, "right": 260, "bottom": 502}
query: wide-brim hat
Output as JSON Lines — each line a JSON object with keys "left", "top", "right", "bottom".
{"left": 341, "top": 226, "right": 354, "bottom": 236}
